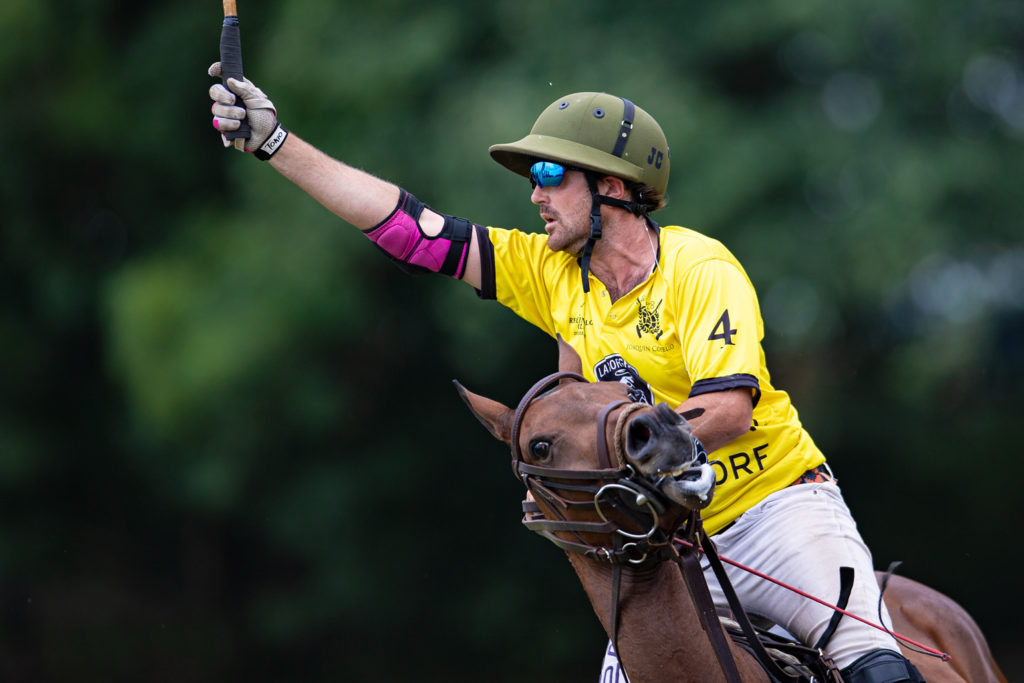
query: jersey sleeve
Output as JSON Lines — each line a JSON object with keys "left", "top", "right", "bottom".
{"left": 675, "top": 257, "right": 764, "bottom": 404}
{"left": 487, "top": 227, "right": 559, "bottom": 336}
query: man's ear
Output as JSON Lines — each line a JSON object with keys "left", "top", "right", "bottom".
{"left": 597, "top": 175, "right": 627, "bottom": 199}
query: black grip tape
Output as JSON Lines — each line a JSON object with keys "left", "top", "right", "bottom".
{"left": 220, "top": 16, "right": 251, "bottom": 140}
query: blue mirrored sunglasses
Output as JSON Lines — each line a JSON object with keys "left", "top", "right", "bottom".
{"left": 529, "top": 161, "right": 578, "bottom": 188}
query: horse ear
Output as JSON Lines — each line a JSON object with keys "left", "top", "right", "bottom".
{"left": 453, "top": 380, "right": 513, "bottom": 444}
{"left": 556, "top": 334, "right": 584, "bottom": 377}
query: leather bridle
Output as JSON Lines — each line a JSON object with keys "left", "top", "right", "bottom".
{"left": 508, "top": 371, "right": 807, "bottom": 683}
{"left": 510, "top": 372, "right": 674, "bottom": 564}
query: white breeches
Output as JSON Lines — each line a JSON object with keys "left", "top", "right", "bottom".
{"left": 599, "top": 482, "right": 901, "bottom": 680}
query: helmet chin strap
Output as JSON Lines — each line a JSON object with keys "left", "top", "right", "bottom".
{"left": 577, "top": 96, "right": 642, "bottom": 294}
{"left": 578, "top": 173, "right": 647, "bottom": 293}
{"left": 579, "top": 174, "right": 603, "bottom": 294}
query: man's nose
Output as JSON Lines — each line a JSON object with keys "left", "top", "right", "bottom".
{"left": 530, "top": 184, "right": 545, "bottom": 205}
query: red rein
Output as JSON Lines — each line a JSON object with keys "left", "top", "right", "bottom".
{"left": 673, "top": 536, "right": 952, "bottom": 662}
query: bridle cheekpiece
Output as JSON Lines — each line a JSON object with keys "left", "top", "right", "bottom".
{"left": 510, "top": 371, "right": 676, "bottom": 566}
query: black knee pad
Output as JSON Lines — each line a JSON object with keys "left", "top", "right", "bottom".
{"left": 839, "top": 649, "right": 925, "bottom": 683}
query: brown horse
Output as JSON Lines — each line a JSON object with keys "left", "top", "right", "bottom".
{"left": 455, "top": 347, "right": 1006, "bottom": 683}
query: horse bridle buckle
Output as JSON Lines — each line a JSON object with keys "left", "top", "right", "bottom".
{"left": 621, "top": 542, "right": 649, "bottom": 565}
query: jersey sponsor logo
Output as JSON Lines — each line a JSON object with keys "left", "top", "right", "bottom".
{"left": 636, "top": 297, "right": 664, "bottom": 340}
{"left": 710, "top": 443, "right": 770, "bottom": 485}
{"left": 625, "top": 341, "right": 676, "bottom": 353}
{"left": 594, "top": 354, "right": 654, "bottom": 405}
{"left": 569, "top": 304, "right": 593, "bottom": 338}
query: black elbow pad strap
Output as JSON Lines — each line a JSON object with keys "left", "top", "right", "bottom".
{"left": 364, "top": 189, "right": 477, "bottom": 279}
{"left": 438, "top": 214, "right": 475, "bottom": 278}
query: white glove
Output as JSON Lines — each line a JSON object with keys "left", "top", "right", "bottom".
{"left": 208, "top": 62, "right": 287, "bottom": 159}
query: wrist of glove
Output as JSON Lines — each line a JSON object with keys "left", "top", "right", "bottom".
{"left": 208, "top": 61, "right": 288, "bottom": 160}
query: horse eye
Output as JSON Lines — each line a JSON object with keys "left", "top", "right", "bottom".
{"left": 530, "top": 440, "right": 551, "bottom": 460}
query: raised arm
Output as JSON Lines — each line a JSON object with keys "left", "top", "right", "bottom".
{"left": 208, "top": 63, "right": 484, "bottom": 289}
{"left": 268, "top": 133, "right": 398, "bottom": 229}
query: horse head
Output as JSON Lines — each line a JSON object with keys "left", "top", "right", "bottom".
{"left": 455, "top": 338, "right": 716, "bottom": 547}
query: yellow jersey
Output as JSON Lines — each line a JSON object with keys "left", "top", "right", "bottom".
{"left": 481, "top": 223, "right": 826, "bottom": 534}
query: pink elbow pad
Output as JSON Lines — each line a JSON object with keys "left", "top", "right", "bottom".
{"left": 364, "top": 190, "right": 475, "bottom": 278}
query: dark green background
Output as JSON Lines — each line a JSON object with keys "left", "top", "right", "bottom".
{"left": 2, "top": 0, "right": 1021, "bottom": 680}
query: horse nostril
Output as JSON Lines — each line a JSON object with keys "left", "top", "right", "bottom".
{"left": 627, "top": 418, "right": 653, "bottom": 457}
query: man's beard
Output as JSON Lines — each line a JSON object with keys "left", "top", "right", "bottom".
{"left": 543, "top": 210, "right": 589, "bottom": 255}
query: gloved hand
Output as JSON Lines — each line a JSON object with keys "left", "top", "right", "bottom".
{"left": 208, "top": 62, "right": 288, "bottom": 159}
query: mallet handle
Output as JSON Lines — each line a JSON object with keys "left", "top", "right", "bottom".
{"left": 220, "top": 0, "right": 250, "bottom": 140}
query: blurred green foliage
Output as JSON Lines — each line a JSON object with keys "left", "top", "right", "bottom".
{"left": 1, "top": 0, "right": 1021, "bottom": 680}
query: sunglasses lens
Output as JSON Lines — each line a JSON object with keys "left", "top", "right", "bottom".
{"left": 529, "top": 161, "right": 566, "bottom": 188}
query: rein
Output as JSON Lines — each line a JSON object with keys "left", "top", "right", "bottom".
{"left": 673, "top": 536, "right": 952, "bottom": 662}
{"left": 509, "top": 372, "right": 750, "bottom": 682}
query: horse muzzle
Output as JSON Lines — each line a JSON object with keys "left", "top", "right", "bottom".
{"left": 624, "top": 403, "right": 717, "bottom": 510}
{"left": 658, "top": 464, "right": 716, "bottom": 510}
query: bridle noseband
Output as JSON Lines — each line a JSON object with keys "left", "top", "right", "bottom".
{"left": 510, "top": 371, "right": 674, "bottom": 565}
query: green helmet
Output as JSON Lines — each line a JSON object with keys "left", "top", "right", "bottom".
{"left": 489, "top": 92, "right": 670, "bottom": 198}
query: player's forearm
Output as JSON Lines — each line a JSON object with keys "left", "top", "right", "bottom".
{"left": 268, "top": 132, "right": 486, "bottom": 288}
{"left": 269, "top": 133, "right": 400, "bottom": 230}
{"left": 676, "top": 387, "right": 753, "bottom": 453}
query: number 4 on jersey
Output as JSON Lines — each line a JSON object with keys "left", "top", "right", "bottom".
{"left": 709, "top": 310, "right": 737, "bottom": 346}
